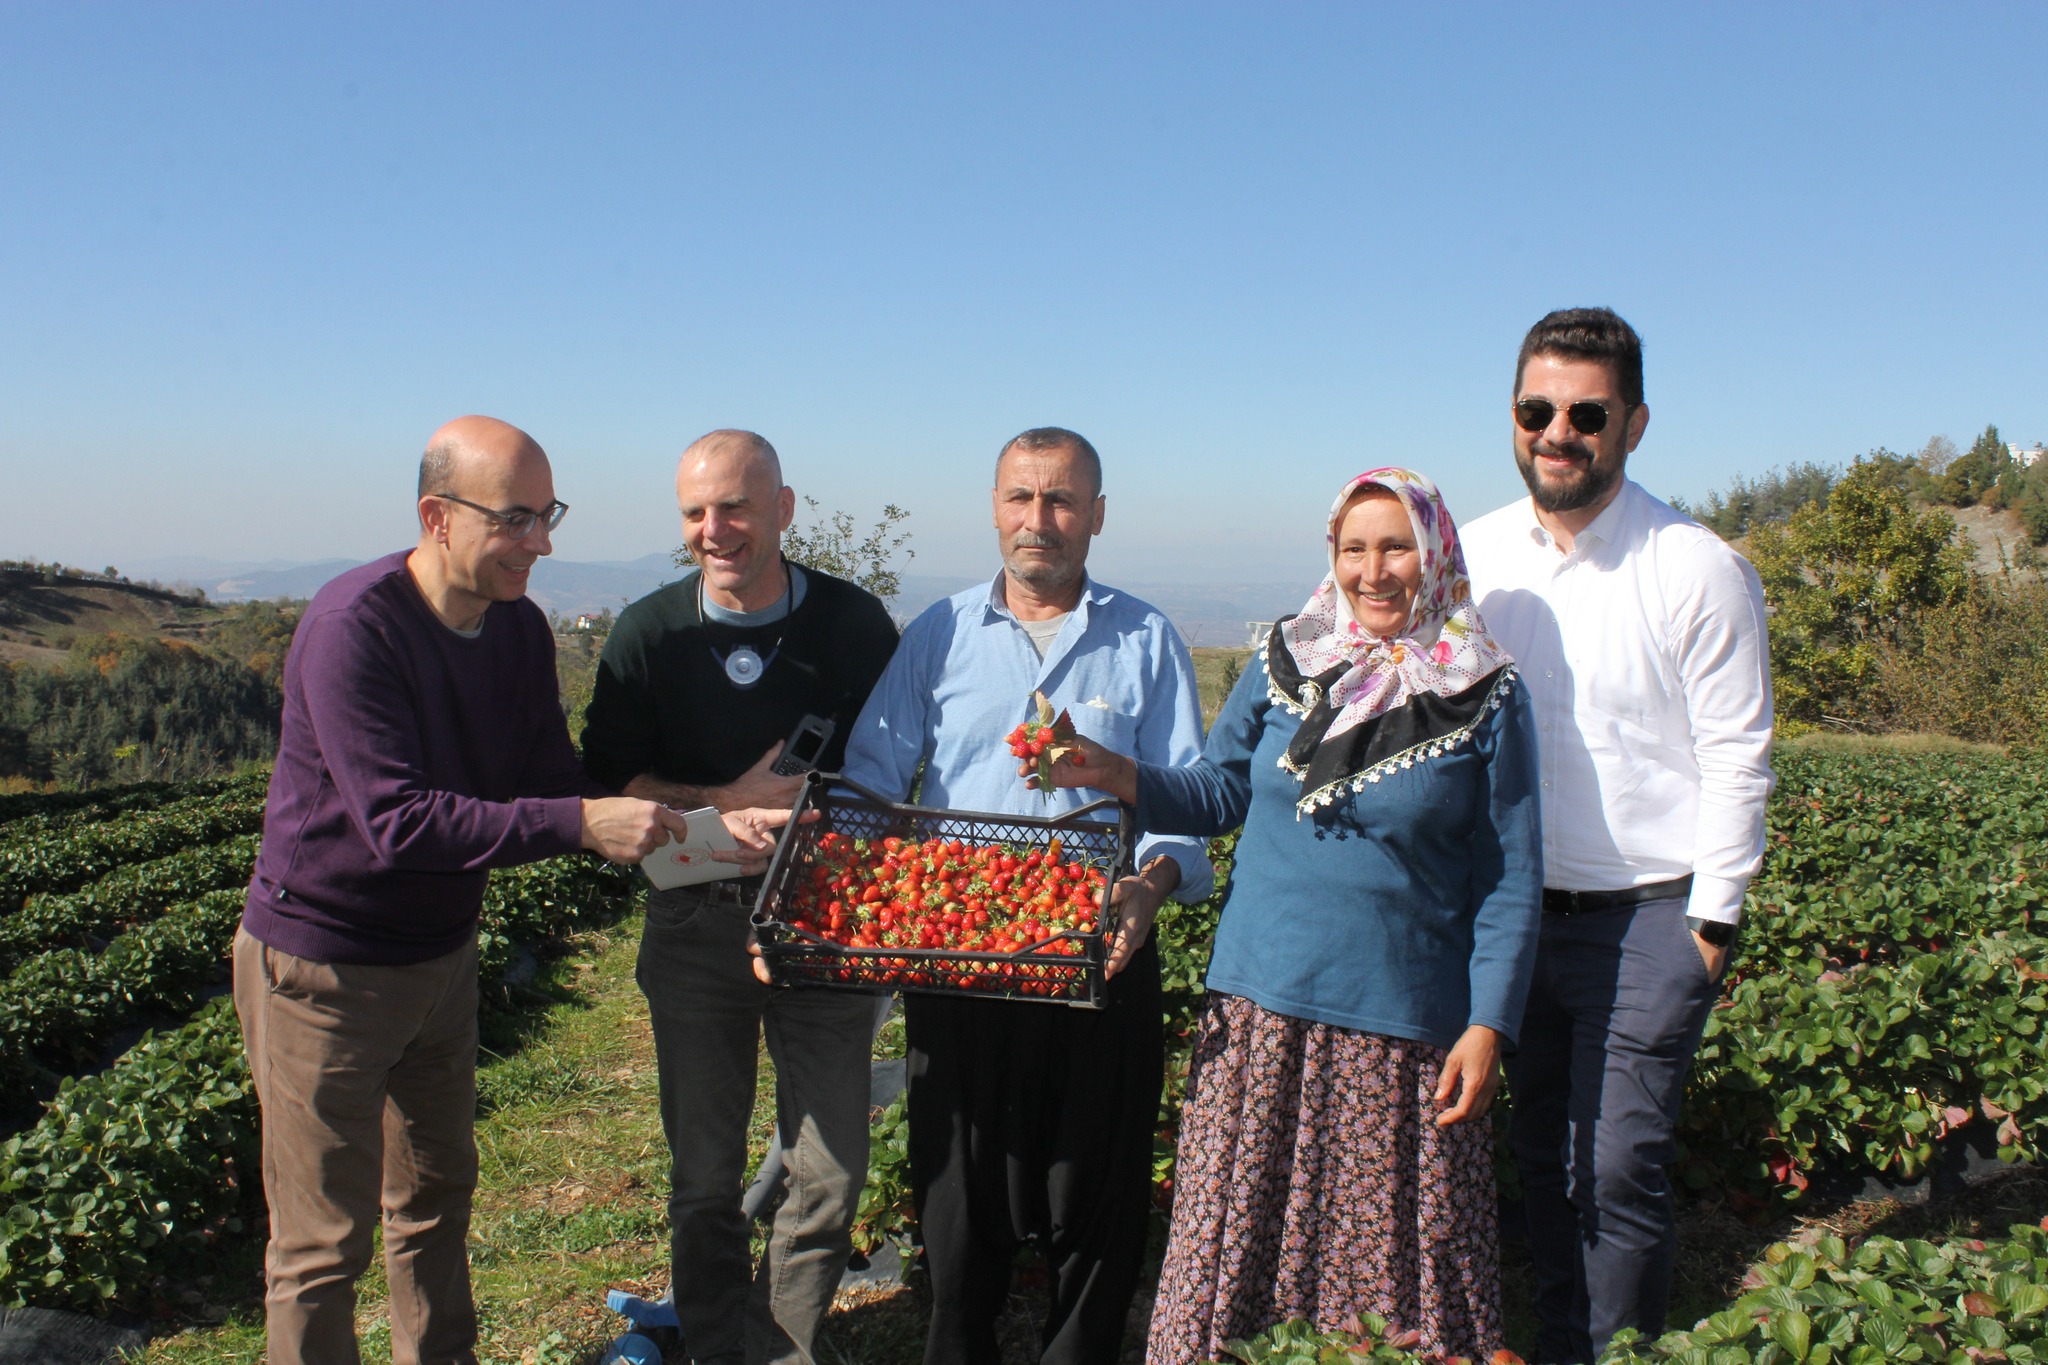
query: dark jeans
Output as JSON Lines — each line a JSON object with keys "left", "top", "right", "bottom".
{"left": 1504, "top": 895, "right": 1720, "bottom": 1365}
{"left": 904, "top": 937, "right": 1163, "bottom": 1365}
{"left": 637, "top": 886, "right": 878, "bottom": 1365}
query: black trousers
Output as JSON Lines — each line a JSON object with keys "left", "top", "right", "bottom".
{"left": 904, "top": 937, "right": 1164, "bottom": 1365}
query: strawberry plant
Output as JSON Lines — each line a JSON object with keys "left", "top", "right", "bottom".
{"left": 1194, "top": 1222, "right": 2048, "bottom": 1363}
{"left": 474, "top": 853, "right": 640, "bottom": 993}
{"left": 0, "top": 771, "right": 250, "bottom": 832}
{"left": 0, "top": 778, "right": 266, "bottom": 911}
{"left": 0, "top": 888, "right": 246, "bottom": 1100}
{"left": 852, "top": 1092, "right": 912, "bottom": 1254}
{"left": 1601, "top": 1221, "right": 2048, "bottom": 1363}
{"left": 0, "top": 999, "right": 259, "bottom": 1311}
{"left": 1204, "top": 1311, "right": 1526, "bottom": 1363}
{"left": 0, "top": 833, "right": 260, "bottom": 973}
{"left": 0, "top": 847, "right": 643, "bottom": 1312}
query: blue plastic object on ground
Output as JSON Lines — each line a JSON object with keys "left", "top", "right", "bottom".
{"left": 599, "top": 1332, "right": 663, "bottom": 1365}
{"left": 605, "top": 1289, "right": 680, "bottom": 1331}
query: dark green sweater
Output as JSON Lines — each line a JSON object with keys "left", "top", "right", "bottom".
{"left": 580, "top": 566, "right": 898, "bottom": 793}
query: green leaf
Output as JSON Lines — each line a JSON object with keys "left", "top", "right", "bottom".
{"left": 1770, "top": 1308, "right": 1814, "bottom": 1362}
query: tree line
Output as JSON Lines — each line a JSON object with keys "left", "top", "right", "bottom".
{"left": 0, "top": 600, "right": 299, "bottom": 790}
{"left": 1682, "top": 425, "right": 2048, "bottom": 744}
{"left": 10, "top": 458, "right": 2048, "bottom": 790}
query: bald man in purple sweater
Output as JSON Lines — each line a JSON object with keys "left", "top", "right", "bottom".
{"left": 233, "top": 416, "right": 791, "bottom": 1365}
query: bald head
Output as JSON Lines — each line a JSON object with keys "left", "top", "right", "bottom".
{"left": 677, "top": 429, "right": 782, "bottom": 493}
{"left": 419, "top": 415, "right": 548, "bottom": 500}
{"left": 676, "top": 429, "right": 796, "bottom": 613}
{"left": 407, "top": 415, "right": 559, "bottom": 628}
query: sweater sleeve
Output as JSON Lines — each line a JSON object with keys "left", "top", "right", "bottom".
{"left": 297, "top": 606, "right": 585, "bottom": 873}
{"left": 1461, "top": 676, "right": 1544, "bottom": 1044}
{"left": 1133, "top": 660, "right": 1264, "bottom": 840}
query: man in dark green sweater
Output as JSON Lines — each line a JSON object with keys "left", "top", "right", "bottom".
{"left": 581, "top": 430, "right": 898, "bottom": 1365}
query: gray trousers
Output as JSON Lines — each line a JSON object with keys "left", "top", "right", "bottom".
{"left": 1504, "top": 895, "right": 1720, "bottom": 1365}
{"left": 636, "top": 886, "right": 877, "bottom": 1365}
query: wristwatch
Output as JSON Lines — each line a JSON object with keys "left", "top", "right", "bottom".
{"left": 1686, "top": 915, "right": 1737, "bottom": 948}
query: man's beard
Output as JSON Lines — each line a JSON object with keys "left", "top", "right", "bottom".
{"left": 1002, "top": 534, "right": 1083, "bottom": 592}
{"left": 1517, "top": 443, "right": 1623, "bottom": 514}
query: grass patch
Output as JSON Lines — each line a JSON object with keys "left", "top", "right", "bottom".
{"left": 1189, "top": 647, "right": 1252, "bottom": 727}
{"left": 1778, "top": 729, "right": 2009, "bottom": 756}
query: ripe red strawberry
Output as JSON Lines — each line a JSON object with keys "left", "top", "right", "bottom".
{"left": 1009, "top": 691, "right": 1083, "bottom": 799}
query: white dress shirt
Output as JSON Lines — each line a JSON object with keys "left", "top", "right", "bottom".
{"left": 1461, "top": 479, "right": 1775, "bottom": 924}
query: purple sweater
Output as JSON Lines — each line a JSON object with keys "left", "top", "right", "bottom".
{"left": 243, "top": 551, "right": 601, "bottom": 965}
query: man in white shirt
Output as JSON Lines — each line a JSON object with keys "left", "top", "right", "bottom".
{"left": 1461, "top": 308, "right": 1775, "bottom": 1364}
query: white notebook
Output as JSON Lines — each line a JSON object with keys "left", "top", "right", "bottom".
{"left": 637, "top": 806, "right": 742, "bottom": 889}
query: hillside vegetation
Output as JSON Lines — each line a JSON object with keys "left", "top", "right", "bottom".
{"left": 0, "top": 564, "right": 297, "bottom": 789}
{"left": 1673, "top": 433, "right": 2048, "bottom": 741}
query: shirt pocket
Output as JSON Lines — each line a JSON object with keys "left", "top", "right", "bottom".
{"left": 1072, "top": 703, "right": 1142, "bottom": 757}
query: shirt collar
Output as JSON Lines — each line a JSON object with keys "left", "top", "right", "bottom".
{"left": 981, "top": 571, "right": 1110, "bottom": 624}
{"left": 1525, "top": 479, "right": 1637, "bottom": 555}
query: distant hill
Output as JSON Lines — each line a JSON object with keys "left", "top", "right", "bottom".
{"left": 122, "top": 556, "right": 1305, "bottom": 647}
{"left": 0, "top": 567, "right": 218, "bottom": 665}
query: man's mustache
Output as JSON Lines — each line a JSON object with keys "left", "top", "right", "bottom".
{"left": 1530, "top": 441, "right": 1593, "bottom": 463}
{"left": 1012, "top": 533, "right": 1065, "bottom": 550}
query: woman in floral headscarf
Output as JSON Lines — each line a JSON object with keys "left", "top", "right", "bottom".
{"left": 1033, "top": 469, "right": 1540, "bottom": 1362}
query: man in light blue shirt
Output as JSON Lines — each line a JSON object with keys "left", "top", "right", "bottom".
{"left": 840, "top": 426, "right": 1210, "bottom": 1365}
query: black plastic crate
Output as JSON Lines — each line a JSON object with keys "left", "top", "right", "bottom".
{"left": 751, "top": 773, "right": 1134, "bottom": 1009}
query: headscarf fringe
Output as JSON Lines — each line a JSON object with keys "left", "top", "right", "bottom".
{"left": 1284, "top": 666, "right": 1517, "bottom": 816}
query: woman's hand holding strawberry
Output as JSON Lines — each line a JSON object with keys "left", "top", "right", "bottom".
{"left": 1008, "top": 690, "right": 1140, "bottom": 803}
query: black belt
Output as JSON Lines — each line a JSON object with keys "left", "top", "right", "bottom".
{"left": 1542, "top": 875, "right": 1693, "bottom": 915}
{"left": 659, "top": 877, "right": 760, "bottom": 908}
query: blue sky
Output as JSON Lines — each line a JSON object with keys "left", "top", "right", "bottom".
{"left": 5, "top": 2, "right": 2043, "bottom": 586}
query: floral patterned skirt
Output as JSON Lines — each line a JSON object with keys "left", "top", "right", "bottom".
{"left": 1146, "top": 992, "right": 1504, "bottom": 1365}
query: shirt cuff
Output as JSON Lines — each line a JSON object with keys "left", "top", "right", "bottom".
{"left": 1685, "top": 872, "right": 1749, "bottom": 925}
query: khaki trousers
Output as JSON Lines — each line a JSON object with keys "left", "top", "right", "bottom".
{"left": 233, "top": 928, "right": 482, "bottom": 1365}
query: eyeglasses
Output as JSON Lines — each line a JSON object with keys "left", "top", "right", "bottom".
{"left": 1514, "top": 397, "right": 1618, "bottom": 436}
{"left": 436, "top": 493, "right": 569, "bottom": 540}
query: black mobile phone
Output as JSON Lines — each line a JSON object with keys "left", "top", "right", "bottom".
{"left": 771, "top": 714, "right": 836, "bottom": 776}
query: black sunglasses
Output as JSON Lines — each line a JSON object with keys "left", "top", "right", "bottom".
{"left": 1514, "top": 397, "right": 1615, "bottom": 436}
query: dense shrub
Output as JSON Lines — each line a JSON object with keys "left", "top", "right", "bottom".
{"left": 1673, "top": 461, "right": 1843, "bottom": 541}
{"left": 1747, "top": 458, "right": 1975, "bottom": 730}
{"left": 0, "top": 635, "right": 282, "bottom": 786}
{"left": 1868, "top": 581, "right": 2048, "bottom": 746}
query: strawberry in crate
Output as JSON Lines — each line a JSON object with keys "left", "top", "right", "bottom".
{"left": 781, "top": 831, "right": 1109, "bottom": 960}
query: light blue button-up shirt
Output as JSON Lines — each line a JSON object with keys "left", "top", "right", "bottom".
{"left": 839, "top": 573, "right": 1215, "bottom": 900}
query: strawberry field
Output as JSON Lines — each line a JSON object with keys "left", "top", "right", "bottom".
{"left": 0, "top": 775, "right": 639, "bottom": 1312}
{"left": 2, "top": 743, "right": 2045, "bottom": 1362}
